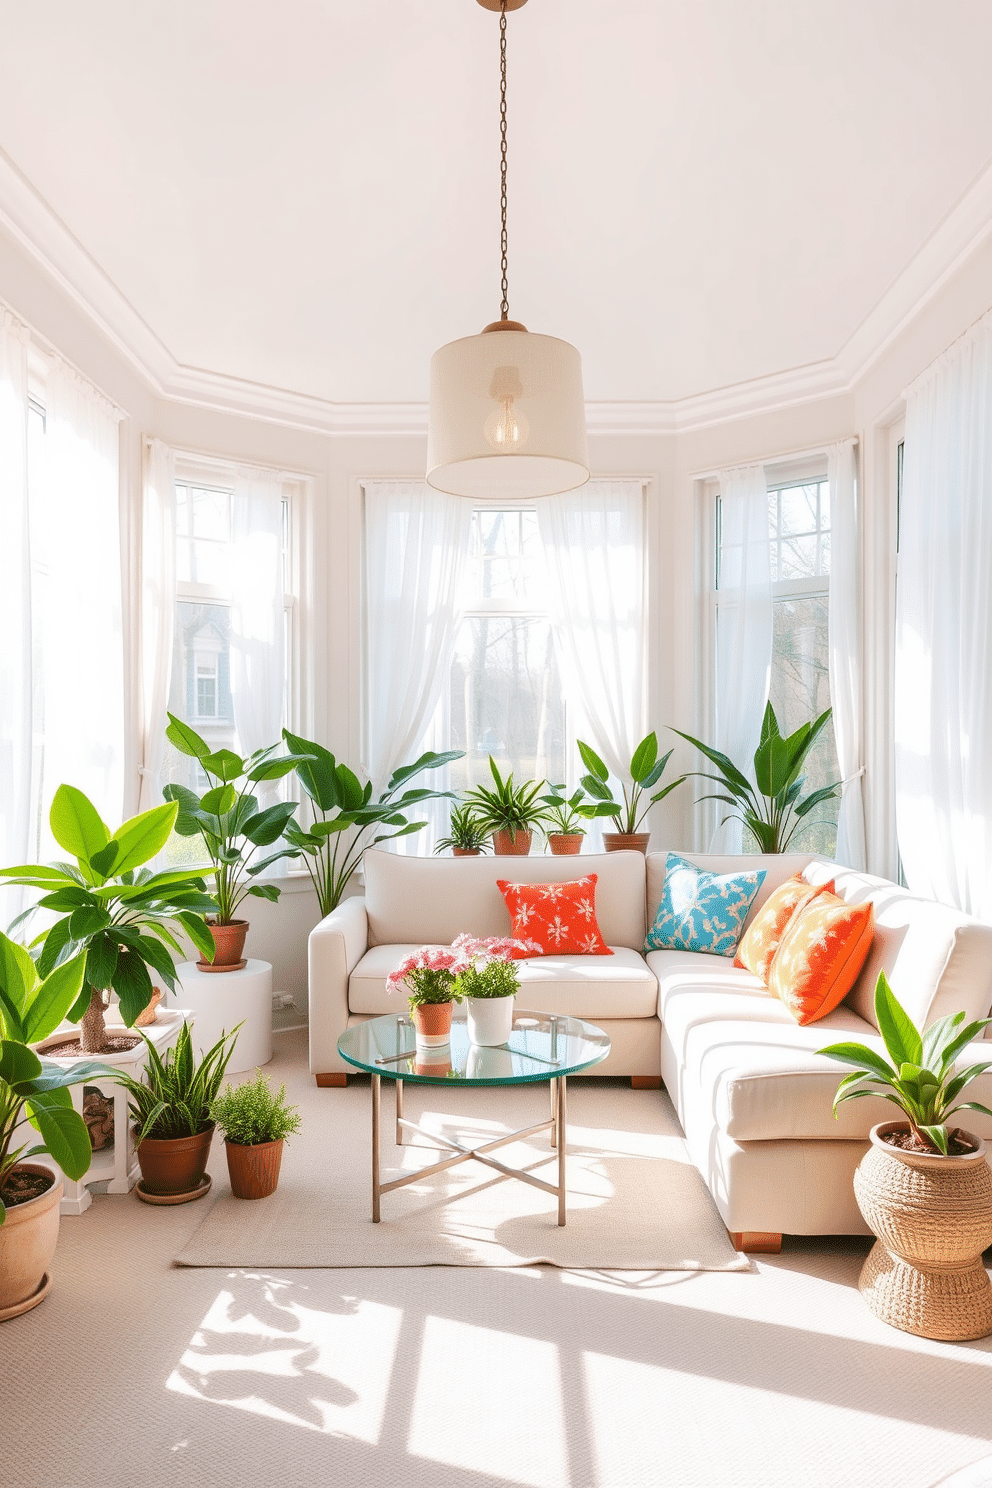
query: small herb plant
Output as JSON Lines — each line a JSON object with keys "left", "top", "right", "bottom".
{"left": 451, "top": 935, "right": 539, "bottom": 999}
{"left": 117, "top": 1021, "right": 241, "bottom": 1143}
{"left": 209, "top": 1072, "right": 301, "bottom": 1147}
{"left": 463, "top": 758, "right": 548, "bottom": 843}
{"left": 820, "top": 971, "right": 992, "bottom": 1155}
{"left": 578, "top": 732, "right": 686, "bottom": 835}
{"left": 434, "top": 804, "right": 491, "bottom": 855}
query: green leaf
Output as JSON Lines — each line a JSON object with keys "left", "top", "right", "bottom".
{"left": 385, "top": 749, "right": 463, "bottom": 793}
{"left": 629, "top": 733, "right": 658, "bottom": 784}
{"left": 246, "top": 756, "right": 301, "bottom": 784}
{"left": 577, "top": 739, "right": 609, "bottom": 781}
{"left": 68, "top": 905, "right": 111, "bottom": 941}
{"left": 88, "top": 840, "right": 121, "bottom": 879}
{"left": 111, "top": 948, "right": 154, "bottom": 1028}
{"left": 819, "top": 1039, "right": 896, "bottom": 1082}
{"left": 202, "top": 749, "right": 244, "bottom": 783}
{"left": 0, "top": 931, "right": 37, "bottom": 1017}
{"left": 246, "top": 884, "right": 280, "bottom": 902}
{"left": 283, "top": 730, "right": 341, "bottom": 811}
{"left": 580, "top": 774, "right": 614, "bottom": 803}
{"left": 49, "top": 784, "right": 110, "bottom": 862}
{"left": 0, "top": 1038, "right": 43, "bottom": 1086}
{"left": 133, "top": 934, "right": 179, "bottom": 993}
{"left": 794, "top": 783, "right": 842, "bottom": 817}
{"left": 669, "top": 729, "right": 758, "bottom": 804}
{"left": 37, "top": 916, "right": 75, "bottom": 979}
{"left": 23, "top": 952, "right": 87, "bottom": 1044}
{"left": 243, "top": 801, "right": 297, "bottom": 847}
{"left": 25, "top": 1094, "right": 93, "bottom": 1180}
{"left": 641, "top": 749, "right": 675, "bottom": 789}
{"left": 874, "top": 971, "right": 923, "bottom": 1069}
{"left": 759, "top": 700, "right": 780, "bottom": 746}
{"left": 162, "top": 783, "right": 203, "bottom": 836}
{"left": 198, "top": 784, "right": 238, "bottom": 818}
{"left": 918, "top": 1122, "right": 949, "bottom": 1155}
{"left": 166, "top": 713, "right": 210, "bottom": 759}
{"left": 337, "top": 764, "right": 365, "bottom": 812}
{"left": 753, "top": 733, "right": 792, "bottom": 797}
{"left": 176, "top": 913, "right": 215, "bottom": 964}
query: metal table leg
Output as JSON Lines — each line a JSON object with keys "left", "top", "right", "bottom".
{"left": 557, "top": 1076, "right": 567, "bottom": 1226}
{"left": 372, "top": 1072, "right": 381, "bottom": 1223}
{"left": 395, "top": 1077, "right": 404, "bottom": 1146}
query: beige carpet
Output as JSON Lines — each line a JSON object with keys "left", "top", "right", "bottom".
{"left": 176, "top": 1076, "right": 748, "bottom": 1270}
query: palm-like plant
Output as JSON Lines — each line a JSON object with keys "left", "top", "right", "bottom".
{"left": 462, "top": 758, "right": 549, "bottom": 844}
{"left": 820, "top": 971, "right": 992, "bottom": 1155}
{"left": 672, "top": 702, "right": 840, "bottom": 853}
{"left": 577, "top": 732, "right": 686, "bottom": 835}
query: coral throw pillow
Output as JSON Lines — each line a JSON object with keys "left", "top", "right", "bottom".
{"left": 768, "top": 891, "right": 874, "bottom": 1025}
{"left": 644, "top": 854, "right": 765, "bottom": 958}
{"left": 496, "top": 875, "right": 613, "bottom": 956}
{"left": 734, "top": 874, "right": 836, "bottom": 983}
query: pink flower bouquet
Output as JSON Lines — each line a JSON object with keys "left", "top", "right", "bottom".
{"left": 386, "top": 944, "right": 473, "bottom": 1008}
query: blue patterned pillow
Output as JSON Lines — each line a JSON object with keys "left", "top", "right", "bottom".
{"left": 644, "top": 854, "right": 766, "bottom": 957}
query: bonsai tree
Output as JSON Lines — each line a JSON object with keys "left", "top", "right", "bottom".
{"left": 0, "top": 935, "right": 108, "bottom": 1219}
{"left": 163, "top": 714, "right": 303, "bottom": 926}
{"left": 278, "top": 730, "right": 462, "bottom": 915}
{"left": 577, "top": 731, "right": 686, "bottom": 836}
{"left": 671, "top": 702, "right": 840, "bottom": 852}
{"left": 0, "top": 786, "right": 217, "bottom": 1053}
{"left": 820, "top": 971, "right": 992, "bottom": 1155}
{"left": 462, "top": 757, "right": 549, "bottom": 846}
{"left": 434, "top": 804, "right": 491, "bottom": 855}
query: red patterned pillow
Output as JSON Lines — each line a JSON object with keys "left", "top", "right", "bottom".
{"left": 496, "top": 875, "right": 613, "bottom": 956}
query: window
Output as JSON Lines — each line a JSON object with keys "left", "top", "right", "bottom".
{"left": 716, "top": 474, "right": 841, "bottom": 854}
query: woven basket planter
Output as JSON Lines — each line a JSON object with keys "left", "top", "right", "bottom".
{"left": 853, "top": 1121, "right": 992, "bottom": 1341}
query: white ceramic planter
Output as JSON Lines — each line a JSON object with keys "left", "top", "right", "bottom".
{"left": 465, "top": 995, "right": 515, "bottom": 1047}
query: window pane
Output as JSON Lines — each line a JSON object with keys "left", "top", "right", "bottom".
{"left": 779, "top": 534, "right": 819, "bottom": 580}
{"left": 176, "top": 485, "right": 232, "bottom": 588}
{"left": 447, "top": 616, "right": 565, "bottom": 796}
{"left": 768, "top": 594, "right": 839, "bottom": 854}
{"left": 466, "top": 508, "right": 543, "bottom": 605}
{"left": 778, "top": 484, "right": 819, "bottom": 537}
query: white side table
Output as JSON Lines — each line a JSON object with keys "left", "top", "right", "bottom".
{"left": 173, "top": 959, "right": 273, "bottom": 1074}
{"left": 35, "top": 1008, "right": 192, "bottom": 1214}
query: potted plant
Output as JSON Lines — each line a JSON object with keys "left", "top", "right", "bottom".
{"left": 209, "top": 1070, "right": 301, "bottom": 1199}
{"left": 434, "top": 803, "right": 491, "bottom": 857}
{"left": 385, "top": 944, "right": 473, "bottom": 1043}
{"left": 0, "top": 937, "right": 108, "bottom": 1319}
{"left": 278, "top": 731, "right": 463, "bottom": 913}
{"left": 0, "top": 785, "right": 218, "bottom": 1052}
{"left": 463, "top": 757, "right": 548, "bottom": 855}
{"left": 577, "top": 732, "right": 686, "bottom": 852}
{"left": 115, "top": 1020, "right": 240, "bottom": 1202}
{"left": 820, "top": 971, "right": 992, "bottom": 1340}
{"left": 164, "top": 714, "right": 304, "bottom": 969}
{"left": 451, "top": 934, "right": 540, "bottom": 1046}
{"left": 671, "top": 702, "right": 840, "bottom": 852}
{"left": 539, "top": 786, "right": 594, "bottom": 856}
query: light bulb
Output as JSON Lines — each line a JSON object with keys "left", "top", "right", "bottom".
{"left": 484, "top": 363, "right": 529, "bottom": 451}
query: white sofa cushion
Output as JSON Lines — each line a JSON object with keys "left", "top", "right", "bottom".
{"left": 349, "top": 943, "right": 657, "bottom": 1019}
{"left": 363, "top": 848, "right": 647, "bottom": 950}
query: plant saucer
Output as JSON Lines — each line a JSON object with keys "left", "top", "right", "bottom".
{"left": 135, "top": 1174, "right": 212, "bottom": 1206}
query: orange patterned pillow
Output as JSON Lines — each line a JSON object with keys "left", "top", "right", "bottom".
{"left": 496, "top": 875, "right": 613, "bottom": 956}
{"left": 767, "top": 891, "right": 874, "bottom": 1025}
{"left": 734, "top": 874, "right": 835, "bottom": 983}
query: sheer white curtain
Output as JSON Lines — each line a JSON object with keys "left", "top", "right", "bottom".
{"left": 364, "top": 480, "right": 471, "bottom": 792}
{"left": 537, "top": 480, "right": 646, "bottom": 788}
{"left": 713, "top": 465, "right": 772, "bottom": 850}
{"left": 895, "top": 308, "right": 992, "bottom": 919}
{"left": 138, "top": 438, "right": 176, "bottom": 812}
{"left": 0, "top": 310, "right": 31, "bottom": 912}
{"left": 827, "top": 438, "right": 866, "bottom": 869}
{"left": 230, "top": 468, "right": 287, "bottom": 763}
{"left": 41, "top": 358, "right": 124, "bottom": 849}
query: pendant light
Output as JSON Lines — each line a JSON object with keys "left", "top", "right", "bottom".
{"left": 426, "top": 0, "right": 590, "bottom": 499}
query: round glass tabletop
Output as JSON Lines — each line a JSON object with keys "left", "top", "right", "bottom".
{"left": 337, "top": 1010, "right": 611, "bottom": 1086}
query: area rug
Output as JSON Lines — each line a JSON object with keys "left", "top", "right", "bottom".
{"left": 175, "top": 1078, "right": 748, "bottom": 1271}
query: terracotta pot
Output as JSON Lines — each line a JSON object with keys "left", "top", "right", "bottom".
{"left": 452, "top": 847, "right": 482, "bottom": 857}
{"left": 225, "top": 1138, "right": 284, "bottom": 1200}
{"left": 853, "top": 1121, "right": 992, "bottom": 1340}
{"left": 136, "top": 1125, "right": 215, "bottom": 1195}
{"left": 198, "top": 919, "right": 249, "bottom": 972}
{"left": 548, "top": 833, "right": 584, "bottom": 856}
{"left": 603, "top": 832, "right": 650, "bottom": 854}
{"left": 412, "top": 1001, "right": 454, "bottom": 1042}
{"left": 492, "top": 828, "right": 532, "bottom": 856}
{"left": 0, "top": 1163, "right": 63, "bottom": 1320}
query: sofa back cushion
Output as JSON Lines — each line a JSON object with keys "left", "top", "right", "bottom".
{"left": 363, "top": 849, "right": 647, "bottom": 950}
{"left": 802, "top": 861, "right": 992, "bottom": 1032}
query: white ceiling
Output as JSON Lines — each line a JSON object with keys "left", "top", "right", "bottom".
{"left": 2, "top": 0, "right": 992, "bottom": 408}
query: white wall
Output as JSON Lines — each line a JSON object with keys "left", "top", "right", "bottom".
{"left": 3, "top": 213, "right": 991, "bottom": 1007}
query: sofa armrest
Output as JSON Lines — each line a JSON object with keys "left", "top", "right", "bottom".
{"left": 308, "top": 895, "right": 369, "bottom": 1075}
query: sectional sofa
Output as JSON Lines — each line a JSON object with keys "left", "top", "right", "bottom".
{"left": 308, "top": 847, "right": 992, "bottom": 1246}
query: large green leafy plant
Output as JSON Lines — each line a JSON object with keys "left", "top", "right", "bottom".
{"left": 672, "top": 702, "right": 839, "bottom": 853}
{"left": 820, "top": 971, "right": 992, "bottom": 1155}
{"left": 0, "top": 934, "right": 109, "bottom": 1220}
{"left": 280, "top": 731, "right": 461, "bottom": 915}
{"left": 0, "top": 786, "right": 217, "bottom": 1053}
{"left": 163, "top": 714, "right": 303, "bottom": 925}
{"left": 577, "top": 732, "right": 686, "bottom": 835}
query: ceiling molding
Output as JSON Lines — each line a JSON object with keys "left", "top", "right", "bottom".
{"left": 2, "top": 144, "right": 990, "bottom": 440}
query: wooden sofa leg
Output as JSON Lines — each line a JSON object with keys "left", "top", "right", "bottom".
{"left": 730, "top": 1231, "right": 783, "bottom": 1254}
{"left": 315, "top": 1073, "right": 348, "bottom": 1088}
{"left": 631, "top": 1076, "right": 661, "bottom": 1089}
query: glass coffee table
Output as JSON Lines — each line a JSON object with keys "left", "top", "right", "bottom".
{"left": 337, "top": 1011, "right": 611, "bottom": 1226}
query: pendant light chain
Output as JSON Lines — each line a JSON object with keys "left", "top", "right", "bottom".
{"left": 499, "top": 0, "right": 509, "bottom": 321}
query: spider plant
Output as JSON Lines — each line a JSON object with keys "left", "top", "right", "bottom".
{"left": 462, "top": 758, "right": 549, "bottom": 844}
{"left": 434, "top": 804, "right": 491, "bottom": 855}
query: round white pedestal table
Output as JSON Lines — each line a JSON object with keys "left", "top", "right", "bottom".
{"left": 174, "top": 959, "right": 273, "bottom": 1074}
